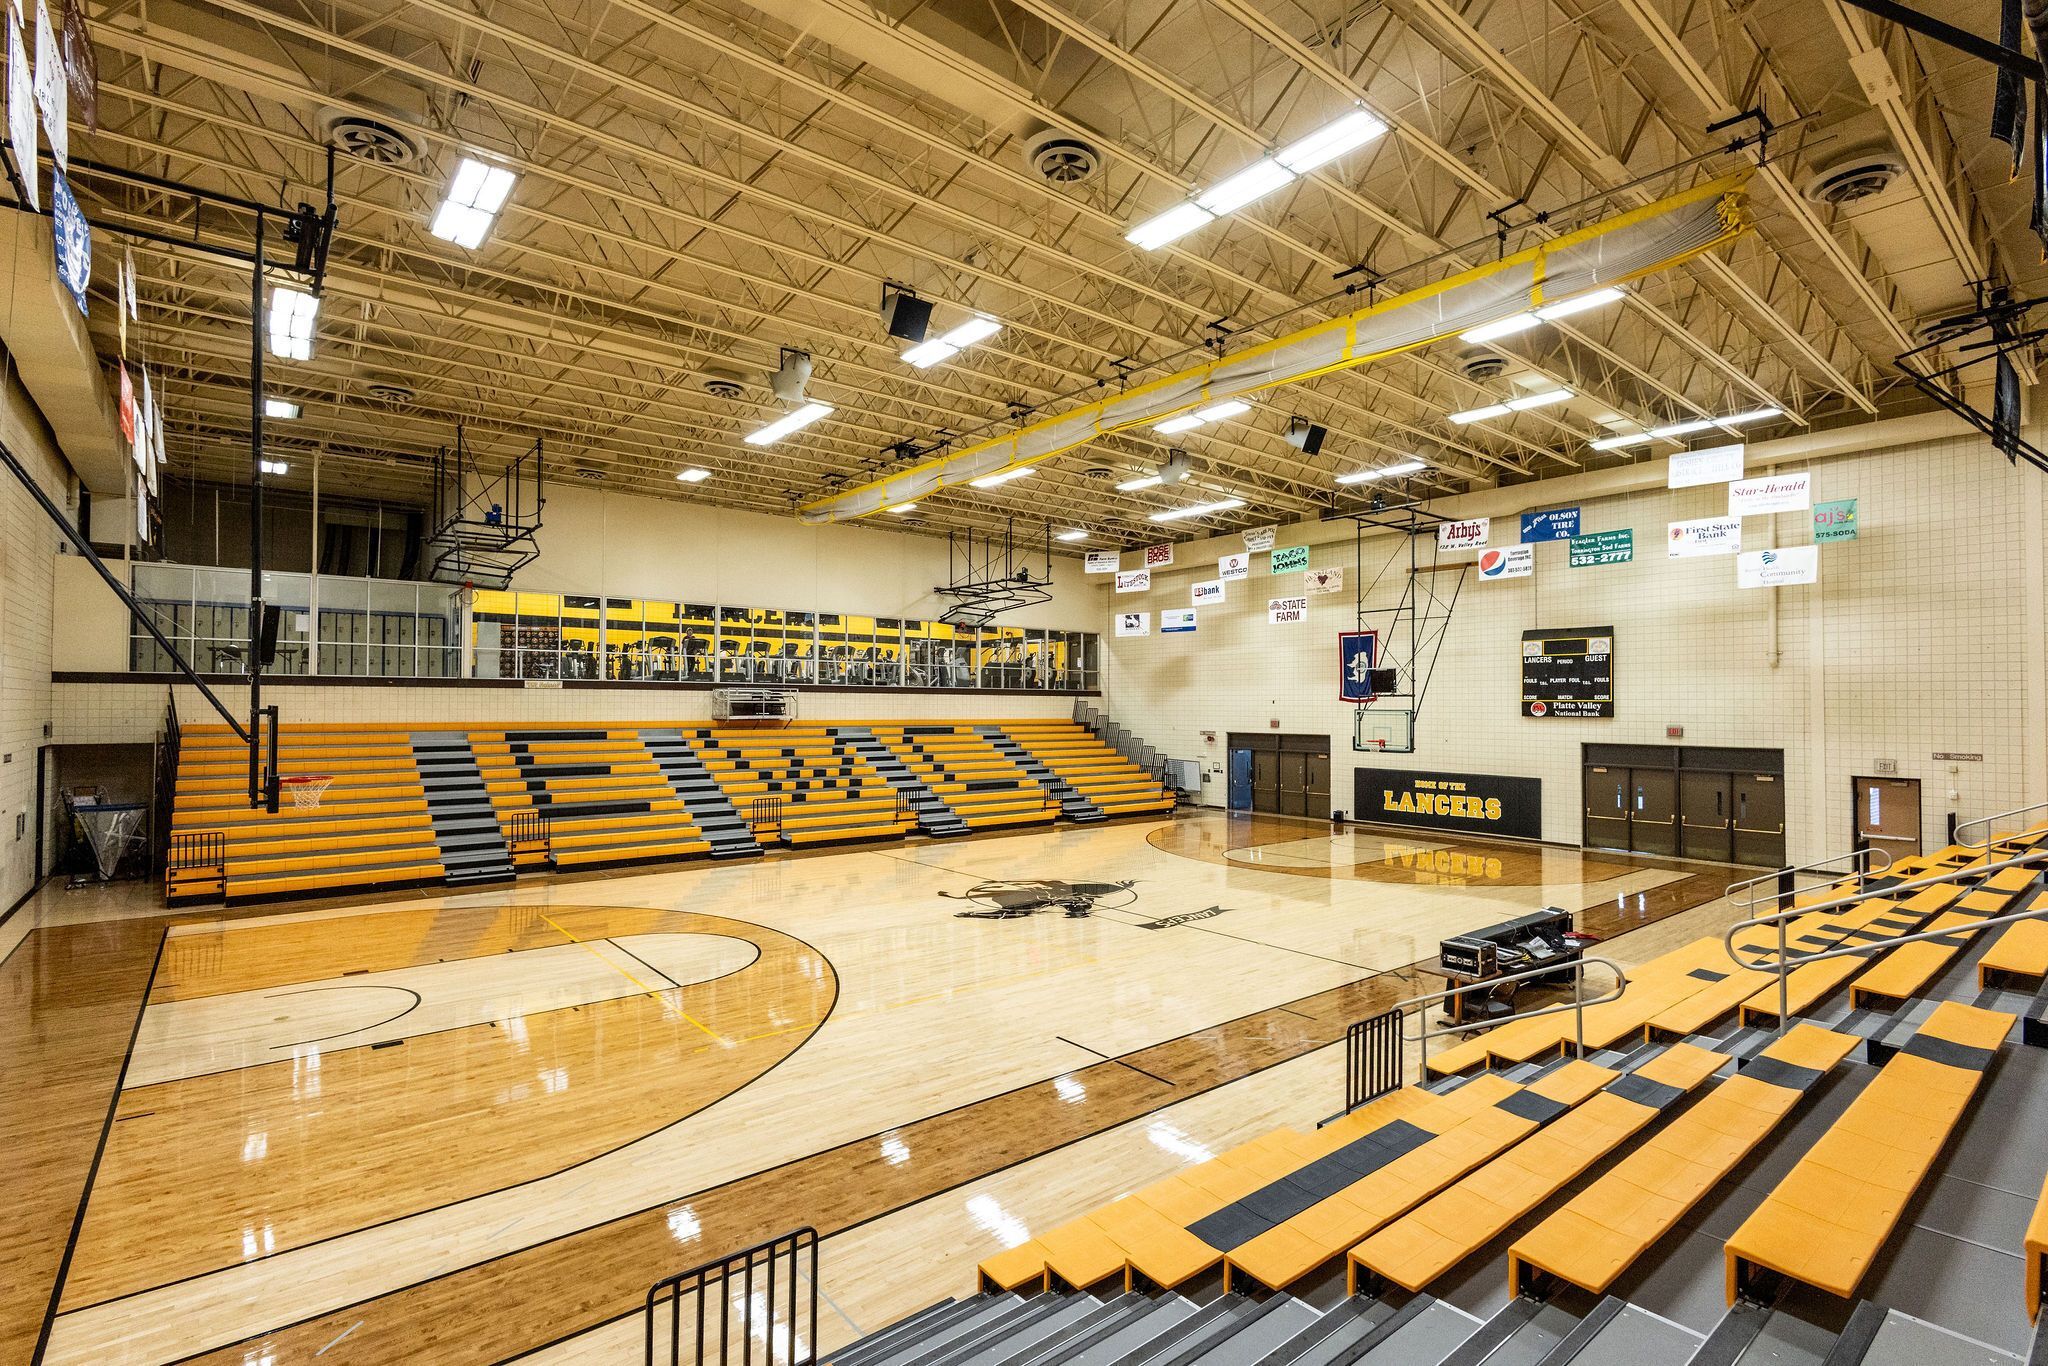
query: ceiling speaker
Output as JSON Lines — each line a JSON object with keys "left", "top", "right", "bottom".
{"left": 1285, "top": 417, "right": 1327, "bottom": 455}
{"left": 769, "top": 351, "right": 813, "bottom": 403}
{"left": 1158, "top": 449, "right": 1193, "bottom": 485}
{"left": 881, "top": 292, "right": 933, "bottom": 343}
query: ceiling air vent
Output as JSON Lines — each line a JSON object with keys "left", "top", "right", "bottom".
{"left": 574, "top": 467, "right": 607, "bottom": 482}
{"left": 1082, "top": 465, "right": 1115, "bottom": 480}
{"left": 1461, "top": 352, "right": 1508, "bottom": 382}
{"left": 1801, "top": 153, "right": 1904, "bottom": 205}
{"left": 364, "top": 380, "right": 415, "bottom": 406}
{"left": 698, "top": 366, "right": 747, "bottom": 399}
{"left": 325, "top": 114, "right": 421, "bottom": 167}
{"left": 1024, "top": 130, "right": 1104, "bottom": 186}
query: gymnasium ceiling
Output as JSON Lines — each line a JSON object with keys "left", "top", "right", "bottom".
{"left": 68, "top": 0, "right": 2036, "bottom": 546}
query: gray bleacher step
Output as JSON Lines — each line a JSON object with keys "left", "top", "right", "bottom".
{"left": 1189, "top": 1295, "right": 1322, "bottom": 1364}
{"left": 410, "top": 734, "right": 513, "bottom": 886}
{"left": 893, "top": 1292, "right": 1081, "bottom": 1366}
{"left": 999, "top": 1293, "right": 1156, "bottom": 1366}
{"left": 1690, "top": 1300, "right": 1836, "bottom": 1366}
{"left": 1265, "top": 1296, "right": 1395, "bottom": 1365}
{"left": 1123, "top": 1296, "right": 1260, "bottom": 1366}
{"left": 827, "top": 1297, "right": 962, "bottom": 1366}
{"left": 1352, "top": 1296, "right": 1482, "bottom": 1363}
{"left": 1440, "top": 1295, "right": 1579, "bottom": 1366}
{"left": 952, "top": 1294, "right": 1103, "bottom": 1365}
{"left": 2024, "top": 978, "right": 2048, "bottom": 1047}
{"left": 1058, "top": 1293, "right": 1201, "bottom": 1366}
{"left": 854, "top": 1293, "right": 1035, "bottom": 1366}
{"left": 1537, "top": 1299, "right": 1702, "bottom": 1366}
{"left": 1845, "top": 1309, "right": 2021, "bottom": 1366}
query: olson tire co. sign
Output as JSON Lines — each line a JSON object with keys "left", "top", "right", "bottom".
{"left": 1354, "top": 768, "right": 1543, "bottom": 841}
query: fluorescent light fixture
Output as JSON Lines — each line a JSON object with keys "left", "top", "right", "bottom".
{"left": 1126, "top": 202, "right": 1214, "bottom": 251}
{"left": 259, "top": 458, "right": 289, "bottom": 475}
{"left": 1459, "top": 288, "right": 1626, "bottom": 344}
{"left": 1116, "top": 474, "right": 1164, "bottom": 492}
{"left": 743, "top": 401, "right": 833, "bottom": 446}
{"left": 1275, "top": 109, "right": 1388, "bottom": 173}
{"left": 1447, "top": 402, "right": 1511, "bottom": 424}
{"left": 675, "top": 467, "right": 711, "bottom": 483}
{"left": 1055, "top": 529, "right": 1089, "bottom": 541}
{"left": 1459, "top": 313, "right": 1542, "bottom": 345}
{"left": 1194, "top": 400, "right": 1250, "bottom": 422}
{"left": 1590, "top": 405, "right": 1783, "bottom": 450}
{"left": 1589, "top": 431, "right": 1652, "bottom": 451}
{"left": 1153, "top": 414, "right": 1205, "bottom": 435}
{"left": 1336, "top": 459, "right": 1426, "bottom": 484}
{"left": 1723, "top": 407, "right": 1782, "bottom": 425}
{"left": 1196, "top": 158, "right": 1294, "bottom": 215}
{"left": 1535, "top": 287, "right": 1624, "bottom": 321}
{"left": 900, "top": 339, "right": 957, "bottom": 368}
{"left": 263, "top": 399, "right": 300, "bottom": 420}
{"left": 887, "top": 501, "right": 917, "bottom": 512}
{"left": 1506, "top": 388, "right": 1572, "bottom": 411}
{"left": 1150, "top": 497, "right": 1246, "bottom": 522}
{"left": 267, "top": 287, "right": 318, "bottom": 361}
{"left": 938, "top": 315, "right": 1001, "bottom": 348}
{"left": 431, "top": 157, "right": 518, "bottom": 250}
{"left": 967, "top": 465, "right": 1033, "bottom": 488}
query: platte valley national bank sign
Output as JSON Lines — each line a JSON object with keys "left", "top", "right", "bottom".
{"left": 1354, "top": 768, "right": 1543, "bottom": 841}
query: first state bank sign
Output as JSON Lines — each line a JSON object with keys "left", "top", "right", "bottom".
{"left": 1354, "top": 768, "right": 1544, "bottom": 841}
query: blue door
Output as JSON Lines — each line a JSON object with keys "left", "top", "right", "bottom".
{"left": 1228, "top": 748, "right": 1254, "bottom": 811}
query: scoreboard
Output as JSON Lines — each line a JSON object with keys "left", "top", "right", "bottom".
{"left": 1521, "top": 627, "right": 1613, "bottom": 717}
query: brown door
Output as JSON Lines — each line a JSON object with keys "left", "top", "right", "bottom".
{"left": 1630, "top": 769, "right": 1679, "bottom": 856}
{"left": 1679, "top": 771, "right": 1734, "bottom": 863}
{"left": 1304, "top": 752, "right": 1331, "bottom": 816}
{"left": 1276, "top": 752, "right": 1309, "bottom": 816}
{"left": 1584, "top": 765, "right": 1629, "bottom": 850}
{"left": 1853, "top": 777, "right": 1922, "bottom": 862}
{"left": 1733, "top": 773, "right": 1787, "bottom": 867}
{"left": 1251, "top": 749, "right": 1281, "bottom": 814}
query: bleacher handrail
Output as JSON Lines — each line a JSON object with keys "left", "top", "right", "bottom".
{"left": 1377, "top": 954, "right": 1629, "bottom": 1086}
{"left": 1723, "top": 846, "right": 2048, "bottom": 1031}
{"left": 644, "top": 1226, "right": 817, "bottom": 1366}
{"left": 1956, "top": 800, "right": 2048, "bottom": 849}
{"left": 1725, "top": 847, "right": 1891, "bottom": 912}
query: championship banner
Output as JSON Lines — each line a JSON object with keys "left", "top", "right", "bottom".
{"left": 1267, "top": 595, "right": 1307, "bottom": 624}
{"left": 1728, "top": 472, "right": 1809, "bottom": 516}
{"left": 1083, "top": 550, "right": 1118, "bottom": 574}
{"left": 1192, "top": 579, "right": 1224, "bottom": 605}
{"left": 1437, "top": 516, "right": 1488, "bottom": 551}
{"left": 1242, "top": 526, "right": 1277, "bottom": 552}
{"left": 1668, "top": 443, "right": 1743, "bottom": 489}
{"left": 1519, "top": 507, "right": 1579, "bottom": 542}
{"left": 1737, "top": 545, "right": 1818, "bottom": 588}
{"left": 1302, "top": 567, "right": 1343, "bottom": 594}
{"left": 1143, "top": 543, "right": 1173, "bottom": 568}
{"left": 1161, "top": 608, "right": 1196, "bottom": 633}
{"left": 1478, "top": 545, "right": 1532, "bottom": 579}
{"left": 1271, "top": 544, "right": 1309, "bottom": 573}
{"left": 1355, "top": 767, "right": 1543, "bottom": 841}
{"left": 1667, "top": 516, "right": 1741, "bottom": 557}
{"left": 1115, "top": 611, "right": 1148, "bottom": 637}
{"left": 1218, "top": 552, "right": 1249, "bottom": 581}
{"left": 8, "top": 19, "right": 35, "bottom": 212}
{"left": 1338, "top": 630, "right": 1377, "bottom": 703}
{"left": 32, "top": 0, "right": 62, "bottom": 170}
{"left": 1114, "top": 569, "right": 1150, "bottom": 593}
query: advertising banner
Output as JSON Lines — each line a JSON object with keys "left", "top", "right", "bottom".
{"left": 1143, "top": 543, "right": 1173, "bottom": 568}
{"left": 1114, "top": 569, "right": 1150, "bottom": 593}
{"left": 1568, "top": 528, "right": 1633, "bottom": 567}
{"left": 1083, "top": 550, "right": 1118, "bottom": 574}
{"left": 1519, "top": 507, "right": 1580, "bottom": 542}
{"left": 1667, "top": 516, "right": 1742, "bottom": 557}
{"left": 1813, "top": 498, "right": 1857, "bottom": 542}
{"left": 1191, "top": 579, "right": 1224, "bottom": 605}
{"left": 1436, "top": 517, "right": 1489, "bottom": 551}
{"left": 1271, "top": 544, "right": 1309, "bottom": 573}
{"left": 1268, "top": 595, "right": 1308, "bottom": 624}
{"left": 1728, "top": 472, "right": 1810, "bottom": 516}
{"left": 1115, "top": 611, "right": 1148, "bottom": 637}
{"left": 1668, "top": 443, "right": 1743, "bottom": 488}
{"left": 1218, "top": 552, "right": 1249, "bottom": 581}
{"left": 1242, "top": 526, "right": 1276, "bottom": 552}
{"left": 1161, "top": 608, "right": 1196, "bottom": 633}
{"left": 1302, "top": 567, "right": 1343, "bottom": 594}
{"left": 1737, "top": 545, "right": 1819, "bottom": 588}
{"left": 1478, "top": 545, "right": 1533, "bottom": 579}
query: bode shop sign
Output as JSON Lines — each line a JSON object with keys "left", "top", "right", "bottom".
{"left": 1354, "top": 768, "right": 1543, "bottom": 840}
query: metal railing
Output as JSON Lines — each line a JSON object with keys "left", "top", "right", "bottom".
{"left": 151, "top": 688, "right": 182, "bottom": 871}
{"left": 747, "top": 796, "right": 783, "bottom": 836}
{"left": 646, "top": 1227, "right": 818, "bottom": 1366}
{"left": 508, "top": 810, "right": 552, "bottom": 856}
{"left": 167, "top": 830, "right": 226, "bottom": 893}
{"left": 1723, "top": 845, "right": 2048, "bottom": 1031}
{"left": 1725, "top": 846, "right": 1891, "bottom": 912}
{"left": 1345, "top": 1007, "right": 1403, "bottom": 1111}
{"left": 1956, "top": 799, "right": 2048, "bottom": 849}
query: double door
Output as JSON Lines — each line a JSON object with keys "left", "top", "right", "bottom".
{"left": 1230, "top": 734, "right": 1330, "bottom": 816}
{"left": 1585, "top": 765, "right": 1784, "bottom": 865}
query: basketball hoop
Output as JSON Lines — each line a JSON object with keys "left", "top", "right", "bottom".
{"left": 279, "top": 775, "right": 333, "bottom": 810}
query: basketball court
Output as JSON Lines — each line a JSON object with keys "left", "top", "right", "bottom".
{"left": 3, "top": 0, "right": 2048, "bottom": 1363}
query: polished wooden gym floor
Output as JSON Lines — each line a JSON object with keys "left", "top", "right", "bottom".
{"left": 0, "top": 813, "right": 1747, "bottom": 1365}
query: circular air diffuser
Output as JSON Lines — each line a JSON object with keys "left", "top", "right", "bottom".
{"left": 325, "top": 115, "right": 421, "bottom": 167}
{"left": 1024, "top": 130, "right": 1104, "bottom": 186}
{"left": 1801, "top": 153, "right": 1904, "bottom": 205}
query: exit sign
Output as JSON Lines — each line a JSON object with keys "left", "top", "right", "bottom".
{"left": 1665, "top": 725, "right": 1683, "bottom": 738}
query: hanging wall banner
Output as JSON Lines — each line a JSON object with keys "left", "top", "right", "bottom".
{"left": 117, "top": 364, "right": 134, "bottom": 442}
{"left": 1667, "top": 516, "right": 1742, "bottom": 557}
{"left": 1303, "top": 567, "right": 1344, "bottom": 594}
{"left": 51, "top": 166, "right": 87, "bottom": 314}
{"left": 1083, "top": 550, "right": 1118, "bottom": 574}
{"left": 1144, "top": 543, "right": 1173, "bottom": 568}
{"left": 1437, "top": 517, "right": 1489, "bottom": 551}
{"left": 1161, "top": 608, "right": 1196, "bottom": 633}
{"left": 8, "top": 19, "right": 36, "bottom": 213}
{"left": 1813, "top": 498, "right": 1857, "bottom": 542}
{"left": 1191, "top": 579, "right": 1224, "bottom": 605}
{"left": 1519, "top": 507, "right": 1580, "bottom": 542}
{"left": 1737, "top": 545, "right": 1819, "bottom": 588}
{"left": 1115, "top": 611, "right": 1149, "bottom": 637}
{"left": 1728, "top": 472, "right": 1810, "bottom": 516}
{"left": 1242, "top": 525, "right": 1277, "bottom": 552}
{"left": 57, "top": 0, "right": 89, "bottom": 130}
{"left": 1271, "top": 544, "right": 1309, "bottom": 573}
{"left": 1355, "top": 768, "right": 1544, "bottom": 840}
{"left": 1668, "top": 443, "right": 1743, "bottom": 488}
{"left": 32, "top": 0, "right": 62, "bottom": 171}
{"left": 1568, "top": 528, "right": 1633, "bottom": 566}
{"left": 1268, "top": 595, "right": 1308, "bottom": 624}
{"left": 1478, "top": 545, "right": 1534, "bottom": 579}
{"left": 1338, "top": 630, "right": 1378, "bottom": 703}
{"left": 1218, "top": 552, "right": 1250, "bottom": 581}
{"left": 1114, "top": 569, "right": 1150, "bottom": 593}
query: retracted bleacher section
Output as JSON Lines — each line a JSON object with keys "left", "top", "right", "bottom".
{"left": 826, "top": 823, "right": 2048, "bottom": 1366}
{"left": 167, "top": 717, "right": 1175, "bottom": 904}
